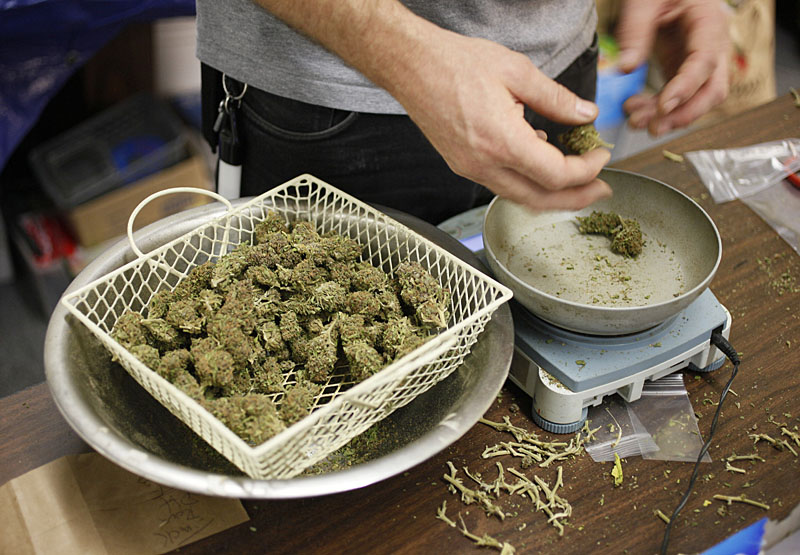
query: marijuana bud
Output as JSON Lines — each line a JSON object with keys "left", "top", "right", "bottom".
{"left": 280, "top": 382, "right": 321, "bottom": 425}
{"left": 141, "top": 317, "right": 185, "bottom": 351}
{"left": 193, "top": 347, "right": 236, "bottom": 388}
{"left": 147, "top": 289, "right": 175, "bottom": 319}
{"left": 254, "top": 211, "right": 289, "bottom": 243}
{"left": 346, "top": 290, "right": 382, "bottom": 319}
{"left": 129, "top": 344, "right": 161, "bottom": 369}
{"left": 350, "top": 261, "right": 390, "bottom": 291}
{"left": 305, "top": 323, "right": 339, "bottom": 382}
{"left": 207, "top": 394, "right": 286, "bottom": 445}
{"left": 558, "top": 123, "right": 614, "bottom": 154}
{"left": 176, "top": 262, "right": 214, "bottom": 297}
{"left": 311, "top": 281, "right": 347, "bottom": 312}
{"left": 111, "top": 310, "right": 149, "bottom": 350}
{"left": 156, "top": 348, "right": 192, "bottom": 381}
{"left": 396, "top": 261, "right": 451, "bottom": 328}
{"left": 165, "top": 299, "right": 205, "bottom": 335}
{"left": 577, "top": 211, "right": 643, "bottom": 257}
{"left": 343, "top": 340, "right": 384, "bottom": 382}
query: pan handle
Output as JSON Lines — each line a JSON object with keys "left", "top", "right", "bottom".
{"left": 126, "top": 187, "right": 234, "bottom": 259}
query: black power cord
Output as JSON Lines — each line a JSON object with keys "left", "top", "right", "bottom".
{"left": 660, "top": 331, "right": 742, "bottom": 555}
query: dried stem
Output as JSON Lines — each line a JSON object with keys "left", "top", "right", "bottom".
{"left": 713, "top": 494, "right": 771, "bottom": 511}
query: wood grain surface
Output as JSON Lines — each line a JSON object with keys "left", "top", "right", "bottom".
{"left": 2, "top": 92, "right": 798, "bottom": 554}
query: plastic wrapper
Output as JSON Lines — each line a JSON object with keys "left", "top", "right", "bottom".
{"left": 739, "top": 182, "right": 800, "bottom": 255}
{"left": 685, "top": 139, "right": 800, "bottom": 203}
{"left": 686, "top": 139, "right": 800, "bottom": 254}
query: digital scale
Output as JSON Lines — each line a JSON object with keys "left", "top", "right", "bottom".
{"left": 509, "top": 288, "right": 730, "bottom": 433}
{"left": 438, "top": 207, "right": 731, "bottom": 434}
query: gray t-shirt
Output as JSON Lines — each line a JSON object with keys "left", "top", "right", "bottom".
{"left": 196, "top": 0, "right": 597, "bottom": 114}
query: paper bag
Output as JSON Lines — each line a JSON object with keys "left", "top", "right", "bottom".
{"left": 0, "top": 453, "right": 249, "bottom": 554}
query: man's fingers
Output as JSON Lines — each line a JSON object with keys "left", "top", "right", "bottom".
{"left": 489, "top": 166, "right": 613, "bottom": 212}
{"left": 614, "top": 1, "right": 661, "bottom": 72}
{"left": 502, "top": 122, "right": 612, "bottom": 190}
{"left": 507, "top": 59, "right": 598, "bottom": 125}
{"left": 649, "top": 61, "right": 728, "bottom": 134}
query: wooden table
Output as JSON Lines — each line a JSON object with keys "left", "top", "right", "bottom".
{"left": 2, "top": 93, "right": 799, "bottom": 554}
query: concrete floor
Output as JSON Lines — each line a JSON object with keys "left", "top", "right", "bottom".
{"left": 1, "top": 21, "right": 799, "bottom": 399}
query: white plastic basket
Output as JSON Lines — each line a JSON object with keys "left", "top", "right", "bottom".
{"left": 61, "top": 174, "right": 512, "bottom": 479}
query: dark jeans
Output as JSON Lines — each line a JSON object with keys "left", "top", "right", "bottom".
{"left": 201, "top": 38, "right": 597, "bottom": 224}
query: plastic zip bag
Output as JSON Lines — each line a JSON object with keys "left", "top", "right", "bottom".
{"left": 627, "top": 373, "right": 711, "bottom": 463}
{"left": 585, "top": 396, "right": 659, "bottom": 462}
{"left": 585, "top": 373, "right": 710, "bottom": 463}
{"left": 685, "top": 138, "right": 800, "bottom": 203}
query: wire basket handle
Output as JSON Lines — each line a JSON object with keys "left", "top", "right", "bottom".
{"left": 127, "top": 187, "right": 234, "bottom": 259}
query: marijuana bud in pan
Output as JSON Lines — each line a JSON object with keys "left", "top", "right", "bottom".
{"left": 577, "top": 210, "right": 643, "bottom": 258}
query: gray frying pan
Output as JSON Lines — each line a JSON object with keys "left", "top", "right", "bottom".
{"left": 483, "top": 168, "right": 721, "bottom": 335}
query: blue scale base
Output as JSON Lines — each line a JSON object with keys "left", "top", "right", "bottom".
{"left": 512, "top": 288, "right": 728, "bottom": 393}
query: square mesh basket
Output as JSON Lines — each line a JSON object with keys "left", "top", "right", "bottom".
{"left": 61, "top": 175, "right": 512, "bottom": 479}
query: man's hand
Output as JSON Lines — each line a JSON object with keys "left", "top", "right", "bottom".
{"left": 256, "top": 0, "right": 612, "bottom": 213}
{"left": 616, "top": 0, "right": 730, "bottom": 136}
{"left": 389, "top": 28, "right": 612, "bottom": 212}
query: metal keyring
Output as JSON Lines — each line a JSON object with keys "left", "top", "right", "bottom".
{"left": 222, "top": 73, "right": 248, "bottom": 101}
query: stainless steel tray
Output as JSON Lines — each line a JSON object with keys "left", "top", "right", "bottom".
{"left": 45, "top": 199, "right": 513, "bottom": 498}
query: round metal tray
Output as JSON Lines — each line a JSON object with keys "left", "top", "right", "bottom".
{"left": 45, "top": 200, "right": 513, "bottom": 498}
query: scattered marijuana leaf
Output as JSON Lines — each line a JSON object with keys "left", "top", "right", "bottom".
{"left": 611, "top": 453, "right": 623, "bottom": 487}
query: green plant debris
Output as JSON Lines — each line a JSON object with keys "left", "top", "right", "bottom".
{"left": 725, "top": 453, "right": 765, "bottom": 463}
{"left": 480, "top": 417, "right": 598, "bottom": 468}
{"left": 436, "top": 501, "right": 516, "bottom": 554}
{"left": 749, "top": 433, "right": 799, "bottom": 457}
{"left": 576, "top": 211, "right": 643, "bottom": 257}
{"left": 782, "top": 427, "right": 800, "bottom": 448}
{"left": 443, "top": 461, "right": 507, "bottom": 520}
{"left": 611, "top": 453, "right": 623, "bottom": 487}
{"left": 662, "top": 149, "right": 685, "bottom": 163}
{"left": 655, "top": 509, "right": 671, "bottom": 524}
{"left": 713, "top": 494, "right": 770, "bottom": 511}
{"left": 559, "top": 123, "right": 614, "bottom": 154}
{"left": 725, "top": 462, "right": 747, "bottom": 474}
{"left": 441, "top": 462, "right": 573, "bottom": 538}
{"left": 756, "top": 255, "right": 799, "bottom": 295}
{"left": 509, "top": 466, "right": 572, "bottom": 536}
{"left": 606, "top": 407, "right": 623, "bottom": 449}
{"left": 110, "top": 213, "right": 450, "bottom": 446}
{"left": 440, "top": 420, "right": 595, "bottom": 542}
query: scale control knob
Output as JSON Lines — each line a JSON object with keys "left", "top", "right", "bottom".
{"left": 531, "top": 406, "right": 588, "bottom": 434}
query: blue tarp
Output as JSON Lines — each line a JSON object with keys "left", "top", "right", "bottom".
{"left": 0, "top": 0, "right": 196, "bottom": 171}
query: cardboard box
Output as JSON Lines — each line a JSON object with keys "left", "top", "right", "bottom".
{"left": 66, "top": 153, "right": 213, "bottom": 247}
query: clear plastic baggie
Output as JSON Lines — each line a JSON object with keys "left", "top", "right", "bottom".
{"left": 59, "top": 175, "right": 512, "bottom": 480}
